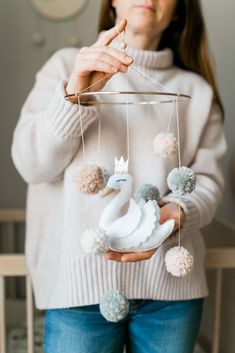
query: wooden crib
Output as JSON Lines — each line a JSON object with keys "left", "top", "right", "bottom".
{"left": 0, "top": 208, "right": 235, "bottom": 353}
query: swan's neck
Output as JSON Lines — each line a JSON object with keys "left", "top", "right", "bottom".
{"left": 100, "top": 183, "right": 133, "bottom": 227}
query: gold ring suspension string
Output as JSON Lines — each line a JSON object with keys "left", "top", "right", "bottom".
{"left": 77, "top": 95, "right": 103, "bottom": 166}
{"left": 118, "top": 26, "right": 131, "bottom": 167}
{"left": 175, "top": 98, "right": 182, "bottom": 247}
{"left": 64, "top": 27, "right": 191, "bottom": 105}
{"left": 73, "top": 24, "right": 186, "bottom": 176}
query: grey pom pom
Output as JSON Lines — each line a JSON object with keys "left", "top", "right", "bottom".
{"left": 134, "top": 184, "right": 160, "bottom": 203}
{"left": 101, "top": 167, "right": 110, "bottom": 188}
{"left": 99, "top": 290, "right": 129, "bottom": 322}
{"left": 167, "top": 167, "right": 196, "bottom": 196}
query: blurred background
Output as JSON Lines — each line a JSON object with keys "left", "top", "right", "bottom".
{"left": 0, "top": 1, "right": 234, "bottom": 352}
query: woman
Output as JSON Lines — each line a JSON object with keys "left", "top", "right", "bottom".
{"left": 11, "top": 1, "right": 226, "bottom": 352}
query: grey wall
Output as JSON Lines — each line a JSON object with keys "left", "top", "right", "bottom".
{"left": 0, "top": 0, "right": 102, "bottom": 206}
{"left": 202, "top": 0, "right": 235, "bottom": 222}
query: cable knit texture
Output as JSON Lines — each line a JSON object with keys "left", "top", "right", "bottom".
{"left": 11, "top": 35, "right": 227, "bottom": 309}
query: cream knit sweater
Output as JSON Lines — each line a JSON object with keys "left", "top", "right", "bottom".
{"left": 11, "top": 37, "right": 227, "bottom": 310}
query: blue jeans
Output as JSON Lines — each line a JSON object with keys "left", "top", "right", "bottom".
{"left": 43, "top": 298, "right": 203, "bottom": 353}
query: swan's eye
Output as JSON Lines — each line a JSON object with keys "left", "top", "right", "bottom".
{"left": 116, "top": 178, "right": 126, "bottom": 183}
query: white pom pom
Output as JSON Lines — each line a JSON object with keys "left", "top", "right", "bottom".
{"left": 165, "top": 246, "right": 194, "bottom": 277}
{"left": 80, "top": 228, "right": 109, "bottom": 255}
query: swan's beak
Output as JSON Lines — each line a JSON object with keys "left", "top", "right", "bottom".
{"left": 100, "top": 187, "right": 116, "bottom": 198}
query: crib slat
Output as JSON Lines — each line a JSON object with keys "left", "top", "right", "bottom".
{"left": 0, "top": 254, "right": 27, "bottom": 276}
{"left": 3, "top": 223, "right": 18, "bottom": 298}
{"left": 0, "top": 208, "right": 25, "bottom": 222}
{"left": 212, "top": 269, "right": 222, "bottom": 353}
{"left": 0, "top": 276, "right": 6, "bottom": 353}
{"left": 26, "top": 276, "right": 34, "bottom": 353}
{"left": 205, "top": 248, "right": 235, "bottom": 269}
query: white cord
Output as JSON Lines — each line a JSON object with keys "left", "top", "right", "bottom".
{"left": 96, "top": 115, "right": 101, "bottom": 165}
{"left": 166, "top": 103, "right": 175, "bottom": 134}
{"left": 125, "top": 74, "right": 130, "bottom": 163}
{"left": 78, "top": 98, "right": 86, "bottom": 163}
{"left": 131, "top": 65, "right": 173, "bottom": 93}
{"left": 175, "top": 98, "right": 182, "bottom": 247}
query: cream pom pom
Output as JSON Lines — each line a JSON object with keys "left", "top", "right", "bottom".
{"left": 74, "top": 164, "right": 105, "bottom": 194}
{"left": 80, "top": 228, "right": 110, "bottom": 255}
{"left": 165, "top": 246, "right": 194, "bottom": 277}
{"left": 153, "top": 132, "right": 178, "bottom": 157}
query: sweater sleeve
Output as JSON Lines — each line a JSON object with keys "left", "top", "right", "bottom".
{"left": 11, "top": 49, "right": 100, "bottom": 184}
{"left": 160, "top": 101, "right": 227, "bottom": 237}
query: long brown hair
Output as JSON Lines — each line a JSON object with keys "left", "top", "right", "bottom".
{"left": 98, "top": 0, "right": 224, "bottom": 117}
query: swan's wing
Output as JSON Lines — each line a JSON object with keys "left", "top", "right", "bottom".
{"left": 151, "top": 199, "right": 160, "bottom": 222}
{"left": 135, "top": 219, "right": 175, "bottom": 251}
{"left": 110, "top": 200, "right": 157, "bottom": 248}
{"left": 137, "top": 198, "right": 146, "bottom": 208}
{"left": 105, "top": 198, "right": 142, "bottom": 238}
{"left": 110, "top": 219, "right": 175, "bottom": 252}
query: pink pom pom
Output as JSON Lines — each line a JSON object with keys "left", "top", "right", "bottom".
{"left": 74, "top": 164, "right": 104, "bottom": 194}
{"left": 153, "top": 132, "right": 178, "bottom": 157}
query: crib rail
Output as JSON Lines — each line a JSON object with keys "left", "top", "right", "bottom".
{"left": 0, "top": 209, "right": 235, "bottom": 353}
{"left": 0, "top": 209, "right": 34, "bottom": 353}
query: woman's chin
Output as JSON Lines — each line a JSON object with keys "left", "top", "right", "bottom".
{"left": 126, "top": 14, "right": 154, "bottom": 27}
{"left": 127, "top": 22, "right": 157, "bottom": 35}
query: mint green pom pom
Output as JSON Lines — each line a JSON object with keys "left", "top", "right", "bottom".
{"left": 134, "top": 184, "right": 160, "bottom": 203}
{"left": 99, "top": 290, "right": 129, "bottom": 322}
{"left": 167, "top": 167, "right": 196, "bottom": 196}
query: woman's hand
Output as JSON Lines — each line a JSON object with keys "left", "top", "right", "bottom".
{"left": 105, "top": 202, "right": 185, "bottom": 263}
{"left": 65, "top": 18, "right": 134, "bottom": 101}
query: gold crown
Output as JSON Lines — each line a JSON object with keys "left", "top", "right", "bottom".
{"left": 114, "top": 156, "right": 129, "bottom": 174}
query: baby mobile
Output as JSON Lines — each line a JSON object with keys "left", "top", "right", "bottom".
{"left": 65, "top": 27, "right": 195, "bottom": 323}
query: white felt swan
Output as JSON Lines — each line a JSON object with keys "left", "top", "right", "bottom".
{"left": 99, "top": 172, "right": 175, "bottom": 252}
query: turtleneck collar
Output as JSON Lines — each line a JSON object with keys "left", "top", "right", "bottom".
{"left": 121, "top": 45, "right": 173, "bottom": 70}
{"left": 98, "top": 31, "right": 174, "bottom": 70}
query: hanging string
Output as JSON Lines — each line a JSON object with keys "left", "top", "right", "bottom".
{"left": 96, "top": 115, "right": 102, "bottom": 165}
{"left": 117, "top": 26, "right": 130, "bottom": 165}
{"left": 175, "top": 98, "right": 182, "bottom": 247}
{"left": 75, "top": 26, "right": 177, "bottom": 168}
{"left": 77, "top": 95, "right": 103, "bottom": 166}
{"left": 116, "top": 25, "right": 176, "bottom": 96}
{"left": 166, "top": 102, "right": 175, "bottom": 134}
{"left": 125, "top": 74, "right": 130, "bottom": 163}
{"left": 77, "top": 72, "right": 113, "bottom": 95}
{"left": 78, "top": 97, "right": 86, "bottom": 163}
{"left": 130, "top": 65, "right": 173, "bottom": 94}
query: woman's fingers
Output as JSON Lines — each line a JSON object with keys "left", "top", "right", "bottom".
{"left": 105, "top": 248, "right": 158, "bottom": 262}
{"left": 160, "top": 203, "right": 185, "bottom": 235}
{"left": 78, "top": 51, "right": 130, "bottom": 73}
{"left": 66, "top": 19, "right": 128, "bottom": 94}
{"left": 93, "top": 18, "right": 127, "bottom": 47}
{"left": 75, "top": 57, "right": 121, "bottom": 76}
{"left": 93, "top": 46, "right": 134, "bottom": 65}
